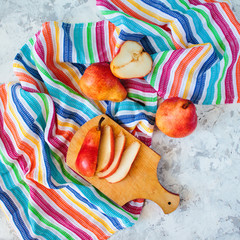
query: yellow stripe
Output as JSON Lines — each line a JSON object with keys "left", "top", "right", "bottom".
{"left": 127, "top": 0, "right": 187, "bottom": 47}
{"left": 60, "top": 189, "right": 115, "bottom": 234}
{"left": 139, "top": 121, "right": 153, "bottom": 134}
{"left": 54, "top": 22, "right": 60, "bottom": 64}
{"left": 57, "top": 119, "right": 79, "bottom": 132}
{"left": 54, "top": 22, "right": 81, "bottom": 85}
{"left": 183, "top": 43, "right": 212, "bottom": 98}
{"left": 13, "top": 63, "right": 26, "bottom": 71}
{"left": 7, "top": 84, "right": 43, "bottom": 183}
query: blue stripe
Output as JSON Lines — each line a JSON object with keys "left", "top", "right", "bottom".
{"left": 71, "top": 63, "right": 87, "bottom": 75}
{"left": 141, "top": 0, "right": 198, "bottom": 44}
{"left": 111, "top": 15, "right": 170, "bottom": 51}
{"left": 0, "top": 162, "right": 61, "bottom": 240}
{"left": 190, "top": 51, "right": 218, "bottom": 103}
{"left": 11, "top": 84, "right": 54, "bottom": 189}
{"left": 14, "top": 53, "right": 43, "bottom": 81}
{"left": 12, "top": 85, "right": 133, "bottom": 228}
{"left": 54, "top": 102, "right": 87, "bottom": 126}
{"left": 66, "top": 186, "right": 125, "bottom": 230}
{"left": 140, "top": 36, "right": 157, "bottom": 55}
{"left": 0, "top": 186, "right": 35, "bottom": 240}
{"left": 21, "top": 43, "right": 36, "bottom": 67}
{"left": 74, "top": 24, "right": 86, "bottom": 63}
{"left": 203, "top": 62, "right": 220, "bottom": 104}
{"left": 116, "top": 112, "right": 155, "bottom": 125}
{"left": 62, "top": 23, "right": 73, "bottom": 62}
{"left": 167, "top": 0, "right": 222, "bottom": 58}
{"left": 44, "top": 82, "right": 100, "bottom": 119}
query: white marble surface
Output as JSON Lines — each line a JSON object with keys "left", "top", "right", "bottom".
{"left": 0, "top": 0, "right": 240, "bottom": 239}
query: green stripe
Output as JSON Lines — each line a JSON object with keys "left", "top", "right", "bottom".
{"left": 0, "top": 151, "right": 74, "bottom": 240}
{"left": 179, "top": 0, "right": 225, "bottom": 51}
{"left": 128, "top": 92, "right": 157, "bottom": 102}
{"left": 150, "top": 51, "right": 168, "bottom": 87}
{"left": 87, "top": 22, "right": 94, "bottom": 64}
{"left": 50, "top": 150, "right": 84, "bottom": 186}
{"left": 0, "top": 151, "right": 29, "bottom": 193}
{"left": 216, "top": 53, "right": 229, "bottom": 104}
{"left": 179, "top": 0, "right": 229, "bottom": 103}
{"left": 51, "top": 150, "right": 138, "bottom": 222}
{"left": 29, "top": 205, "right": 75, "bottom": 240}
{"left": 101, "top": 10, "right": 175, "bottom": 49}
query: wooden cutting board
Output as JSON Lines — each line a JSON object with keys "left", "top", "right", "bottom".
{"left": 66, "top": 114, "right": 180, "bottom": 214}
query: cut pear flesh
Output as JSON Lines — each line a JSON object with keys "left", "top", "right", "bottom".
{"left": 110, "top": 41, "right": 153, "bottom": 79}
{"left": 97, "top": 131, "right": 126, "bottom": 179}
{"left": 96, "top": 125, "right": 115, "bottom": 172}
{"left": 106, "top": 141, "right": 141, "bottom": 183}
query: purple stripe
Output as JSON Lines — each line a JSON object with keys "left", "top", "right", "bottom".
{"left": 30, "top": 186, "right": 93, "bottom": 240}
{"left": 189, "top": 0, "right": 238, "bottom": 103}
{"left": 0, "top": 105, "right": 28, "bottom": 174}
{"left": 96, "top": 0, "right": 119, "bottom": 11}
{"left": 158, "top": 49, "right": 185, "bottom": 98}
{"left": 124, "top": 79, "right": 157, "bottom": 93}
{"left": 96, "top": 21, "right": 107, "bottom": 62}
{"left": 34, "top": 31, "right": 45, "bottom": 62}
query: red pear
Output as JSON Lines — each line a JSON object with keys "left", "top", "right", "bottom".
{"left": 155, "top": 97, "right": 197, "bottom": 138}
{"left": 75, "top": 117, "right": 105, "bottom": 177}
{"left": 79, "top": 63, "right": 127, "bottom": 102}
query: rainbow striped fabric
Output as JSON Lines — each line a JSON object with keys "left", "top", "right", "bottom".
{"left": 0, "top": 0, "right": 239, "bottom": 239}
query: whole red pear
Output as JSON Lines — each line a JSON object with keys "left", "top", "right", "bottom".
{"left": 79, "top": 63, "right": 127, "bottom": 102}
{"left": 75, "top": 117, "right": 104, "bottom": 177}
{"left": 155, "top": 97, "right": 197, "bottom": 138}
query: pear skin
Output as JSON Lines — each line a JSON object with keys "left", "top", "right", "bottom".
{"left": 75, "top": 117, "right": 104, "bottom": 177}
{"left": 79, "top": 63, "right": 127, "bottom": 102}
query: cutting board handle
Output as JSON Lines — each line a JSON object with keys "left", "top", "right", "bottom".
{"left": 137, "top": 180, "right": 180, "bottom": 214}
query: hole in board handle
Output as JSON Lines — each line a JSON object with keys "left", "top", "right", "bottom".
{"left": 168, "top": 202, "right": 171, "bottom": 205}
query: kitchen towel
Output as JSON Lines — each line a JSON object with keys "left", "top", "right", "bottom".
{"left": 0, "top": 0, "right": 239, "bottom": 240}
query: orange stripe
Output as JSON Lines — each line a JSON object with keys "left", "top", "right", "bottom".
{"left": 34, "top": 181, "right": 108, "bottom": 239}
{"left": 15, "top": 72, "right": 42, "bottom": 92}
{"left": 42, "top": 23, "right": 79, "bottom": 93}
{"left": 0, "top": 87, "right": 36, "bottom": 179}
{"left": 221, "top": 2, "right": 240, "bottom": 35}
{"left": 110, "top": 0, "right": 168, "bottom": 31}
{"left": 108, "top": 22, "right": 117, "bottom": 58}
{"left": 169, "top": 46, "right": 204, "bottom": 97}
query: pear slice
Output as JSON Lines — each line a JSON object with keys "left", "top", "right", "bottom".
{"left": 110, "top": 41, "right": 153, "bottom": 79}
{"left": 97, "top": 131, "right": 126, "bottom": 179}
{"left": 106, "top": 141, "right": 141, "bottom": 183}
{"left": 96, "top": 125, "right": 115, "bottom": 172}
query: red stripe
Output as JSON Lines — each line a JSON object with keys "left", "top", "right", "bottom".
{"left": 30, "top": 187, "right": 94, "bottom": 240}
{"left": 158, "top": 49, "right": 185, "bottom": 98}
{"left": 190, "top": 0, "right": 239, "bottom": 103}
{"left": 96, "top": 21, "right": 107, "bottom": 62}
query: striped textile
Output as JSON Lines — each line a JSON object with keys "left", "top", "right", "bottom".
{"left": 0, "top": 0, "right": 239, "bottom": 239}
{"left": 97, "top": 0, "right": 240, "bottom": 104}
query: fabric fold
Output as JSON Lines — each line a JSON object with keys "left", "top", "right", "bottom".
{"left": 0, "top": 0, "right": 240, "bottom": 239}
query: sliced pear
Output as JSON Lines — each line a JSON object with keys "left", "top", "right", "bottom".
{"left": 106, "top": 141, "right": 141, "bottom": 183}
{"left": 110, "top": 41, "right": 153, "bottom": 79}
{"left": 96, "top": 125, "right": 115, "bottom": 172}
{"left": 97, "top": 131, "right": 126, "bottom": 179}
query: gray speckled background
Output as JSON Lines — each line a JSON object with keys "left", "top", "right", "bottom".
{"left": 0, "top": 0, "right": 240, "bottom": 239}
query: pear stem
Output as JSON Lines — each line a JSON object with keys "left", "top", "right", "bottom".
{"left": 97, "top": 116, "right": 105, "bottom": 131}
{"left": 182, "top": 100, "right": 192, "bottom": 109}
